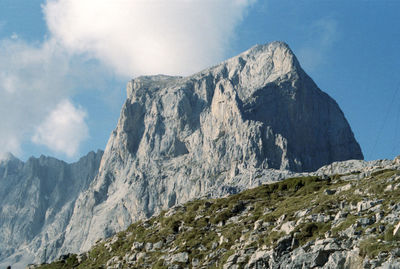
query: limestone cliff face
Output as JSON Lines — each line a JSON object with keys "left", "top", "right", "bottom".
{"left": 0, "top": 151, "right": 103, "bottom": 268}
{"left": 60, "top": 42, "right": 363, "bottom": 255}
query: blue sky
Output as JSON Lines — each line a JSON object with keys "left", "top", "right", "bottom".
{"left": 0, "top": 0, "right": 399, "bottom": 162}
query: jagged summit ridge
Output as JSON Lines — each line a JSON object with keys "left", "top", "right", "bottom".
{"left": 0, "top": 152, "right": 18, "bottom": 163}
{"left": 56, "top": 41, "right": 363, "bottom": 257}
{"left": 0, "top": 150, "right": 103, "bottom": 268}
{"left": 128, "top": 42, "right": 298, "bottom": 100}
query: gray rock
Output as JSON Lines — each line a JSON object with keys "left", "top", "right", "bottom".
{"left": 131, "top": 242, "right": 144, "bottom": 251}
{"left": 106, "top": 256, "right": 120, "bottom": 267}
{"left": 378, "top": 260, "right": 400, "bottom": 269}
{"left": 337, "top": 183, "right": 352, "bottom": 193}
{"left": 226, "top": 253, "right": 239, "bottom": 264}
{"left": 136, "top": 252, "right": 146, "bottom": 261}
{"left": 237, "top": 256, "right": 247, "bottom": 264}
{"left": 76, "top": 252, "right": 87, "bottom": 263}
{"left": 391, "top": 248, "right": 400, "bottom": 257}
{"left": 170, "top": 252, "right": 189, "bottom": 263}
{"left": 357, "top": 199, "right": 382, "bottom": 213}
{"left": 275, "top": 235, "right": 294, "bottom": 256}
{"left": 393, "top": 221, "right": 400, "bottom": 237}
{"left": 192, "top": 258, "right": 200, "bottom": 267}
{"left": 280, "top": 221, "right": 296, "bottom": 234}
{"left": 324, "top": 240, "right": 342, "bottom": 252}
{"left": 294, "top": 209, "right": 310, "bottom": 218}
{"left": 310, "top": 250, "right": 330, "bottom": 267}
{"left": 124, "top": 253, "right": 136, "bottom": 263}
{"left": 365, "top": 227, "right": 377, "bottom": 234}
{"left": 0, "top": 151, "right": 103, "bottom": 267}
{"left": 245, "top": 250, "right": 271, "bottom": 269}
{"left": 153, "top": 241, "right": 164, "bottom": 250}
{"left": 145, "top": 242, "right": 153, "bottom": 252}
{"left": 358, "top": 217, "right": 375, "bottom": 227}
{"left": 26, "top": 265, "right": 40, "bottom": 269}
{"left": 308, "top": 213, "right": 328, "bottom": 223}
{"left": 334, "top": 211, "right": 349, "bottom": 221}
{"left": 323, "top": 251, "right": 347, "bottom": 269}
{"left": 253, "top": 220, "right": 263, "bottom": 231}
{"left": 276, "top": 214, "right": 286, "bottom": 226}
{"left": 376, "top": 211, "right": 385, "bottom": 222}
{"left": 168, "top": 265, "right": 182, "bottom": 269}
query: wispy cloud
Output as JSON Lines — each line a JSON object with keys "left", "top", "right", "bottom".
{"left": 0, "top": 39, "right": 72, "bottom": 156}
{"left": 44, "top": 0, "right": 255, "bottom": 76}
{"left": 0, "top": 38, "right": 110, "bottom": 158}
{"left": 0, "top": 0, "right": 255, "bottom": 159}
{"left": 10, "top": 33, "right": 18, "bottom": 40}
{"left": 297, "top": 18, "right": 339, "bottom": 71}
{"left": 32, "top": 100, "right": 88, "bottom": 157}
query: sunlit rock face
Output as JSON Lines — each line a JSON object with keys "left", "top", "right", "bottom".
{"left": 0, "top": 150, "right": 103, "bottom": 268}
{"left": 59, "top": 41, "right": 362, "bottom": 256}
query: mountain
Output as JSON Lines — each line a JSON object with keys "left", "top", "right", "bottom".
{"left": 0, "top": 150, "right": 103, "bottom": 268}
{"left": 34, "top": 157, "right": 400, "bottom": 269}
{"left": 0, "top": 41, "right": 364, "bottom": 268}
{"left": 56, "top": 41, "right": 363, "bottom": 258}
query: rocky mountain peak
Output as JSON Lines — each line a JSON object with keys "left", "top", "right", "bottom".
{"left": 0, "top": 152, "right": 18, "bottom": 163}
{"left": 126, "top": 41, "right": 299, "bottom": 102}
{"left": 55, "top": 42, "right": 363, "bottom": 258}
{"left": 225, "top": 41, "right": 299, "bottom": 79}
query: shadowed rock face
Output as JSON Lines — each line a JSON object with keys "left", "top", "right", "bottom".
{"left": 0, "top": 150, "right": 103, "bottom": 268}
{"left": 58, "top": 41, "right": 362, "bottom": 256}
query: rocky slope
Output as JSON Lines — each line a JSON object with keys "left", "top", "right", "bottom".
{"left": 56, "top": 41, "right": 363, "bottom": 258}
{"left": 0, "top": 151, "right": 103, "bottom": 269}
{"left": 35, "top": 157, "right": 400, "bottom": 269}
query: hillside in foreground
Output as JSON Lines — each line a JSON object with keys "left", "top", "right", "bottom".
{"left": 33, "top": 157, "right": 400, "bottom": 269}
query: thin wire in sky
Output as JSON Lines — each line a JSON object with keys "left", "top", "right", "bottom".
{"left": 371, "top": 81, "right": 400, "bottom": 158}
{"left": 392, "top": 83, "right": 400, "bottom": 157}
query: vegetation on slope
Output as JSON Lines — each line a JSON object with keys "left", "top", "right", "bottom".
{"left": 34, "top": 167, "right": 400, "bottom": 268}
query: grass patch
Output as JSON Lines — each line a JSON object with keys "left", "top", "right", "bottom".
{"left": 294, "top": 222, "right": 331, "bottom": 245}
{"left": 36, "top": 169, "right": 400, "bottom": 268}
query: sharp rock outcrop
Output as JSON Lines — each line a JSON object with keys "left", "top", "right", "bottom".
{"left": 58, "top": 41, "right": 363, "bottom": 257}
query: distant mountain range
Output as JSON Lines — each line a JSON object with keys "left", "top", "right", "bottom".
{"left": 0, "top": 151, "right": 103, "bottom": 268}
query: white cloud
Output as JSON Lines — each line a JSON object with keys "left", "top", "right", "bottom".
{"left": 44, "top": 0, "right": 255, "bottom": 77}
{"left": 0, "top": 39, "right": 72, "bottom": 156}
{"left": 0, "top": 1, "right": 255, "bottom": 159}
{"left": 32, "top": 100, "right": 89, "bottom": 157}
{"left": 298, "top": 18, "right": 338, "bottom": 71}
{"left": 0, "top": 38, "right": 111, "bottom": 159}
